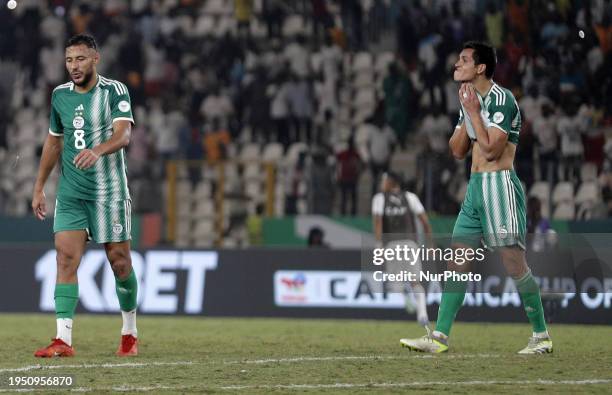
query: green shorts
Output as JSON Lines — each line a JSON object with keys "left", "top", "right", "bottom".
{"left": 54, "top": 195, "right": 132, "bottom": 244}
{"left": 453, "top": 169, "right": 526, "bottom": 250}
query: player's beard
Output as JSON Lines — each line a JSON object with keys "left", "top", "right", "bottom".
{"left": 73, "top": 70, "right": 94, "bottom": 87}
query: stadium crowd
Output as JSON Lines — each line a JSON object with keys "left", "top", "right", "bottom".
{"left": 0, "top": 0, "right": 611, "bottom": 231}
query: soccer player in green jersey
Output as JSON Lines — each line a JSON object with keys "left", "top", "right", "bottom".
{"left": 32, "top": 34, "right": 138, "bottom": 357}
{"left": 400, "top": 42, "right": 552, "bottom": 354}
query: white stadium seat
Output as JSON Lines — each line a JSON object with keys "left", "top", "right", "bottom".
{"left": 575, "top": 182, "right": 599, "bottom": 204}
{"left": 552, "top": 202, "right": 575, "bottom": 220}
{"left": 529, "top": 181, "right": 551, "bottom": 202}
{"left": 579, "top": 163, "right": 598, "bottom": 182}
{"left": 551, "top": 182, "right": 574, "bottom": 204}
{"left": 262, "top": 143, "right": 284, "bottom": 162}
{"left": 352, "top": 52, "right": 373, "bottom": 73}
{"left": 240, "top": 143, "right": 261, "bottom": 161}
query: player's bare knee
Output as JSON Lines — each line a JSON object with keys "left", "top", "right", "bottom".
{"left": 500, "top": 247, "right": 528, "bottom": 278}
{"left": 55, "top": 249, "right": 80, "bottom": 278}
{"left": 106, "top": 247, "right": 132, "bottom": 278}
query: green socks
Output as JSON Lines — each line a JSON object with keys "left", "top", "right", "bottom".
{"left": 55, "top": 283, "right": 79, "bottom": 319}
{"left": 435, "top": 280, "right": 467, "bottom": 336}
{"left": 514, "top": 270, "right": 547, "bottom": 333}
{"left": 434, "top": 271, "right": 547, "bottom": 338}
{"left": 115, "top": 269, "right": 138, "bottom": 312}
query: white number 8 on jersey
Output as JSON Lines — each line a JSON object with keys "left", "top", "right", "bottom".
{"left": 74, "top": 129, "right": 86, "bottom": 149}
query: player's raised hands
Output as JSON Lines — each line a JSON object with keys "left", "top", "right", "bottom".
{"left": 32, "top": 188, "right": 46, "bottom": 220}
{"left": 459, "top": 83, "right": 481, "bottom": 115}
{"left": 73, "top": 148, "right": 101, "bottom": 170}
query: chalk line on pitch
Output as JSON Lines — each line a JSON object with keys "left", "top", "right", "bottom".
{"left": 225, "top": 353, "right": 502, "bottom": 364}
{"left": 0, "top": 353, "right": 503, "bottom": 375}
{"left": 0, "top": 361, "right": 194, "bottom": 374}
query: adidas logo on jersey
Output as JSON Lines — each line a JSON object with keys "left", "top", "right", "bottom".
{"left": 75, "top": 104, "right": 84, "bottom": 111}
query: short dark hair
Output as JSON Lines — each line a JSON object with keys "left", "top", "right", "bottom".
{"left": 463, "top": 41, "right": 496, "bottom": 79}
{"left": 384, "top": 171, "right": 403, "bottom": 185}
{"left": 65, "top": 34, "right": 97, "bottom": 50}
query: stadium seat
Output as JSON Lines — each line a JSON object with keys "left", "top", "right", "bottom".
{"left": 375, "top": 51, "right": 395, "bottom": 75}
{"left": 352, "top": 71, "right": 376, "bottom": 89}
{"left": 245, "top": 181, "right": 262, "bottom": 198}
{"left": 223, "top": 162, "right": 239, "bottom": 181}
{"left": 194, "top": 15, "right": 216, "bottom": 36}
{"left": 194, "top": 181, "right": 212, "bottom": 198}
{"left": 216, "top": 16, "right": 237, "bottom": 37}
{"left": 552, "top": 202, "right": 575, "bottom": 220}
{"left": 194, "top": 200, "right": 215, "bottom": 218}
{"left": 284, "top": 142, "right": 308, "bottom": 165}
{"left": 575, "top": 182, "right": 599, "bottom": 204}
{"left": 243, "top": 163, "right": 264, "bottom": 181}
{"left": 353, "top": 88, "right": 376, "bottom": 110}
{"left": 580, "top": 163, "right": 598, "bottom": 182}
{"left": 240, "top": 143, "right": 260, "bottom": 162}
{"left": 176, "top": 180, "right": 193, "bottom": 199}
{"left": 177, "top": 201, "right": 194, "bottom": 219}
{"left": 204, "top": 0, "right": 228, "bottom": 15}
{"left": 352, "top": 52, "right": 374, "bottom": 73}
{"left": 193, "top": 219, "right": 215, "bottom": 237}
{"left": 310, "top": 52, "right": 323, "bottom": 73}
{"left": 529, "top": 181, "right": 551, "bottom": 202}
{"left": 282, "top": 15, "right": 305, "bottom": 36}
{"left": 551, "top": 182, "right": 574, "bottom": 204}
{"left": 262, "top": 143, "right": 284, "bottom": 162}
{"left": 249, "top": 18, "right": 267, "bottom": 38}
{"left": 576, "top": 201, "right": 596, "bottom": 220}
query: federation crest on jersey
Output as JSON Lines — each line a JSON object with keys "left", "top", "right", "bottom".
{"left": 73, "top": 116, "right": 84, "bottom": 129}
{"left": 118, "top": 100, "right": 131, "bottom": 113}
{"left": 493, "top": 112, "right": 504, "bottom": 124}
{"left": 113, "top": 223, "right": 123, "bottom": 235}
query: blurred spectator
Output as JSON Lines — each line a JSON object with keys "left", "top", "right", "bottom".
{"left": 269, "top": 74, "right": 291, "bottom": 149}
{"left": 336, "top": 136, "right": 362, "bottom": 216}
{"left": 203, "top": 118, "right": 231, "bottom": 165}
{"left": 285, "top": 152, "right": 307, "bottom": 215}
{"left": 340, "top": 0, "right": 364, "bottom": 50}
{"left": 284, "top": 35, "right": 311, "bottom": 78}
{"left": 200, "top": 86, "right": 234, "bottom": 129}
{"left": 485, "top": 2, "right": 503, "bottom": 48}
{"left": 594, "top": 14, "right": 612, "bottom": 53}
{"left": 308, "top": 149, "right": 335, "bottom": 215}
{"left": 235, "top": 0, "right": 253, "bottom": 38}
{"left": 527, "top": 197, "right": 557, "bottom": 253}
{"left": 557, "top": 102, "right": 584, "bottom": 182}
{"left": 516, "top": 110, "right": 536, "bottom": 189}
{"left": 307, "top": 226, "right": 328, "bottom": 248}
{"left": 519, "top": 86, "right": 551, "bottom": 123}
{"left": 367, "top": 122, "right": 396, "bottom": 196}
{"left": 419, "top": 105, "right": 451, "bottom": 155}
{"left": 286, "top": 74, "right": 314, "bottom": 144}
{"left": 244, "top": 67, "right": 273, "bottom": 143}
{"left": 311, "top": 0, "right": 333, "bottom": 45}
{"left": 262, "top": 0, "right": 288, "bottom": 38}
{"left": 383, "top": 62, "right": 414, "bottom": 145}
{"left": 533, "top": 103, "right": 559, "bottom": 183}
{"left": 247, "top": 203, "right": 264, "bottom": 246}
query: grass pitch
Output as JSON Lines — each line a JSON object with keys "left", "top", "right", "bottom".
{"left": 1, "top": 314, "right": 610, "bottom": 393}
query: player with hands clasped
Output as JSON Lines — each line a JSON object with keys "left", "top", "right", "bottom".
{"left": 32, "top": 34, "right": 138, "bottom": 358}
{"left": 401, "top": 41, "right": 552, "bottom": 354}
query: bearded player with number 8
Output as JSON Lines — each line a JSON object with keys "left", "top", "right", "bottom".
{"left": 31, "top": 34, "right": 139, "bottom": 358}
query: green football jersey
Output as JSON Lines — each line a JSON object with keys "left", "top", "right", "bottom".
{"left": 49, "top": 75, "right": 134, "bottom": 201}
{"left": 455, "top": 82, "right": 521, "bottom": 145}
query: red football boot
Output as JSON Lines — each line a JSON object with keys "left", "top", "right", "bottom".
{"left": 116, "top": 334, "right": 138, "bottom": 356}
{"left": 34, "top": 338, "right": 75, "bottom": 358}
